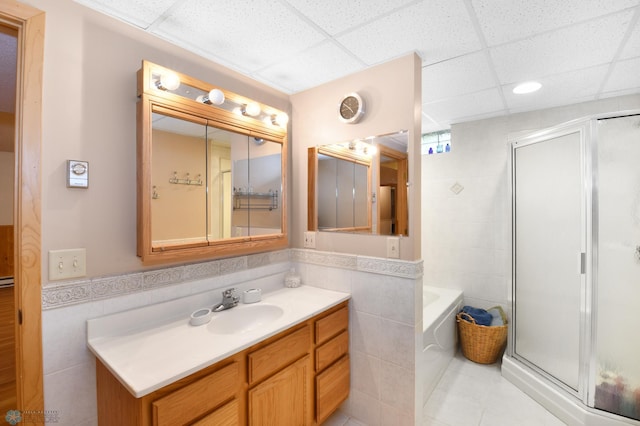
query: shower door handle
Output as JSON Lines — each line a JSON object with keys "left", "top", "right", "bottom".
{"left": 578, "top": 252, "right": 586, "bottom": 275}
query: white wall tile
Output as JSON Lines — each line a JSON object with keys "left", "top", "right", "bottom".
{"left": 42, "top": 301, "right": 104, "bottom": 375}
{"left": 44, "top": 362, "right": 97, "bottom": 425}
{"left": 379, "top": 361, "right": 415, "bottom": 413}
{"left": 350, "top": 311, "right": 382, "bottom": 358}
{"left": 378, "top": 319, "right": 415, "bottom": 368}
{"left": 350, "top": 350, "right": 381, "bottom": 399}
{"left": 346, "top": 390, "right": 382, "bottom": 426}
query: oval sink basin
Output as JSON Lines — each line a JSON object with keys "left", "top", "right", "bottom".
{"left": 207, "top": 304, "right": 284, "bottom": 334}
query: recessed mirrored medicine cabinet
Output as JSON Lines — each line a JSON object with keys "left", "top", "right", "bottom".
{"left": 137, "top": 60, "right": 288, "bottom": 264}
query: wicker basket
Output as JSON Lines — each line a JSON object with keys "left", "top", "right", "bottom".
{"left": 457, "top": 308, "right": 508, "bottom": 364}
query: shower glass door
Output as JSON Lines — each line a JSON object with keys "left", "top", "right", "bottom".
{"left": 593, "top": 114, "right": 640, "bottom": 420}
{"left": 513, "top": 128, "right": 586, "bottom": 394}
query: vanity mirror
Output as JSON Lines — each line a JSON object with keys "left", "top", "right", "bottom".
{"left": 137, "top": 61, "right": 287, "bottom": 264}
{"left": 308, "top": 131, "right": 408, "bottom": 236}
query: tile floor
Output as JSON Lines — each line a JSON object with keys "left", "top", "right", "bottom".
{"left": 324, "top": 351, "right": 567, "bottom": 426}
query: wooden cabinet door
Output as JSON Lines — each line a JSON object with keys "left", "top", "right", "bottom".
{"left": 248, "top": 355, "right": 311, "bottom": 426}
{"left": 316, "top": 355, "right": 350, "bottom": 424}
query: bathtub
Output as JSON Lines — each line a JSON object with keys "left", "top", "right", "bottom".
{"left": 421, "top": 285, "right": 463, "bottom": 404}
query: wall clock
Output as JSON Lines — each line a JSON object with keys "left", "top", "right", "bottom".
{"left": 338, "top": 92, "right": 365, "bottom": 124}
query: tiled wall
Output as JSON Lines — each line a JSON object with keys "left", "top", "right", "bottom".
{"left": 421, "top": 94, "right": 640, "bottom": 315}
{"left": 292, "top": 250, "right": 423, "bottom": 426}
{"left": 41, "top": 249, "right": 422, "bottom": 425}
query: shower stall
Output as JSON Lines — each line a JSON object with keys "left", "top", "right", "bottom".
{"left": 504, "top": 111, "right": 640, "bottom": 426}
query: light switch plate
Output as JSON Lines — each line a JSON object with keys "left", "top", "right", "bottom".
{"left": 303, "top": 231, "right": 316, "bottom": 248}
{"left": 386, "top": 237, "right": 400, "bottom": 258}
{"left": 49, "top": 248, "right": 87, "bottom": 280}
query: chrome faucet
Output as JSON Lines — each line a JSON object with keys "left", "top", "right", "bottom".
{"left": 212, "top": 288, "right": 239, "bottom": 312}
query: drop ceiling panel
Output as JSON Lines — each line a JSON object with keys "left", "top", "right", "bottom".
{"left": 151, "top": 0, "right": 325, "bottom": 73}
{"left": 70, "top": 0, "right": 640, "bottom": 131}
{"left": 256, "top": 41, "right": 364, "bottom": 94}
{"left": 337, "top": 0, "right": 481, "bottom": 66}
{"left": 472, "top": 0, "right": 639, "bottom": 46}
{"left": 422, "top": 52, "right": 495, "bottom": 102}
{"left": 603, "top": 56, "right": 640, "bottom": 93}
{"left": 423, "top": 88, "right": 505, "bottom": 124}
{"left": 285, "top": 0, "right": 416, "bottom": 36}
{"left": 502, "top": 65, "right": 609, "bottom": 111}
{"left": 490, "top": 10, "right": 634, "bottom": 84}
{"left": 74, "top": 0, "right": 177, "bottom": 28}
{"left": 620, "top": 23, "right": 640, "bottom": 59}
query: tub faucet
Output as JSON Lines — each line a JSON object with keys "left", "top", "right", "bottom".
{"left": 212, "top": 288, "right": 239, "bottom": 312}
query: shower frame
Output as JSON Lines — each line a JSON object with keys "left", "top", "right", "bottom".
{"left": 506, "top": 110, "right": 640, "bottom": 426}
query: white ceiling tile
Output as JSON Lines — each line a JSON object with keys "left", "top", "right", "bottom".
{"left": 151, "top": 0, "right": 325, "bottom": 73}
{"left": 422, "top": 52, "right": 495, "bottom": 102}
{"left": 73, "top": 0, "right": 177, "bottom": 28}
{"left": 423, "top": 88, "right": 505, "bottom": 123}
{"left": 337, "top": 0, "right": 481, "bottom": 66}
{"left": 490, "top": 10, "right": 634, "bottom": 84}
{"left": 284, "top": 0, "right": 416, "bottom": 36}
{"left": 472, "top": 0, "right": 639, "bottom": 46}
{"left": 73, "top": 0, "right": 640, "bottom": 129}
{"left": 603, "top": 56, "right": 640, "bottom": 93}
{"left": 256, "top": 42, "right": 364, "bottom": 93}
{"left": 503, "top": 65, "right": 609, "bottom": 111}
{"left": 620, "top": 20, "right": 640, "bottom": 59}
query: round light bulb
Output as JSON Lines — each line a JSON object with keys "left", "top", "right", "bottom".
{"left": 275, "top": 113, "right": 289, "bottom": 127}
{"left": 244, "top": 102, "right": 261, "bottom": 117}
{"left": 208, "top": 89, "right": 225, "bottom": 105}
{"left": 160, "top": 72, "right": 180, "bottom": 91}
{"left": 513, "top": 81, "right": 541, "bottom": 94}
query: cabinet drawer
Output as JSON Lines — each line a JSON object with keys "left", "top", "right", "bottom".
{"left": 316, "top": 354, "right": 350, "bottom": 424}
{"left": 315, "top": 330, "right": 349, "bottom": 372}
{"left": 152, "top": 362, "right": 239, "bottom": 426}
{"left": 191, "top": 399, "right": 238, "bottom": 426}
{"left": 248, "top": 325, "right": 310, "bottom": 385}
{"left": 315, "top": 305, "right": 348, "bottom": 345}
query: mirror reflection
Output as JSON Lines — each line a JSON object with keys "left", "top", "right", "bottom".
{"left": 308, "top": 130, "right": 408, "bottom": 236}
{"left": 150, "top": 111, "right": 282, "bottom": 248}
{"left": 137, "top": 60, "right": 287, "bottom": 263}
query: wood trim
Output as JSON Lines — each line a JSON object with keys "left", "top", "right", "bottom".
{"left": 307, "top": 147, "right": 317, "bottom": 231}
{"left": 137, "top": 61, "right": 289, "bottom": 265}
{"left": 0, "top": 0, "right": 45, "bottom": 419}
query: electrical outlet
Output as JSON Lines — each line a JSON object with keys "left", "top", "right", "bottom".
{"left": 303, "top": 231, "right": 316, "bottom": 248}
{"left": 49, "top": 248, "right": 87, "bottom": 280}
{"left": 386, "top": 237, "right": 400, "bottom": 259}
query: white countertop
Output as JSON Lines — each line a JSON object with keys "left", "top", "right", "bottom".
{"left": 87, "top": 286, "right": 350, "bottom": 398}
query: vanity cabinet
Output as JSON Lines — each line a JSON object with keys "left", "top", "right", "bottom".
{"left": 314, "top": 306, "right": 350, "bottom": 424}
{"left": 95, "top": 301, "right": 349, "bottom": 425}
{"left": 96, "top": 354, "right": 245, "bottom": 426}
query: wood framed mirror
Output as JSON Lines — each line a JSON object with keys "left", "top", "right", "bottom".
{"left": 308, "top": 131, "right": 408, "bottom": 236}
{"left": 137, "top": 61, "right": 288, "bottom": 264}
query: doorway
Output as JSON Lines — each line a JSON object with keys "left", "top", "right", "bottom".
{"left": 0, "top": 0, "right": 45, "bottom": 418}
{"left": 0, "top": 21, "right": 18, "bottom": 416}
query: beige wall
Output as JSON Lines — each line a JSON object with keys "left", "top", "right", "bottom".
{"left": 24, "top": 0, "right": 290, "bottom": 279}
{"left": 291, "top": 54, "right": 422, "bottom": 260}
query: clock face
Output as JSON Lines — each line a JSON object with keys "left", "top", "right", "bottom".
{"left": 339, "top": 93, "right": 364, "bottom": 124}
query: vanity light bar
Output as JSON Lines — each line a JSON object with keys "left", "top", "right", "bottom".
{"left": 149, "top": 66, "right": 288, "bottom": 128}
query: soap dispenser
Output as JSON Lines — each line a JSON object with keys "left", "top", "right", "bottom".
{"left": 284, "top": 268, "right": 301, "bottom": 288}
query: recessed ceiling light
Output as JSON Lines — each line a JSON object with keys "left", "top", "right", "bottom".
{"left": 513, "top": 81, "right": 542, "bottom": 94}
